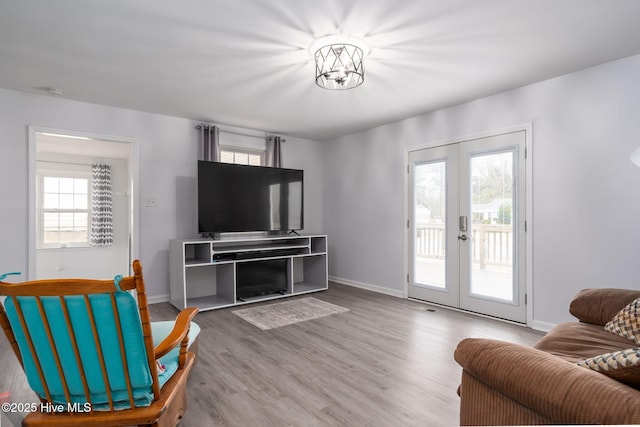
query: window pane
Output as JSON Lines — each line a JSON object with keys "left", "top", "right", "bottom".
{"left": 74, "top": 212, "right": 88, "bottom": 227}
{"left": 73, "top": 229, "right": 88, "bottom": 242}
{"left": 43, "top": 193, "right": 59, "bottom": 209}
{"left": 414, "top": 161, "right": 446, "bottom": 289}
{"left": 74, "top": 194, "right": 88, "bottom": 209}
{"left": 43, "top": 212, "right": 59, "bottom": 229}
{"left": 74, "top": 212, "right": 88, "bottom": 242}
{"left": 59, "top": 212, "right": 74, "bottom": 229}
{"left": 59, "top": 194, "right": 74, "bottom": 209}
{"left": 470, "top": 151, "right": 514, "bottom": 302}
{"left": 43, "top": 177, "right": 59, "bottom": 193}
{"left": 59, "top": 178, "right": 74, "bottom": 193}
{"left": 43, "top": 230, "right": 60, "bottom": 244}
{"left": 248, "top": 154, "right": 261, "bottom": 166}
{"left": 220, "top": 151, "right": 235, "bottom": 163}
{"left": 74, "top": 178, "right": 88, "bottom": 194}
{"left": 235, "top": 152, "right": 249, "bottom": 165}
{"left": 43, "top": 212, "right": 60, "bottom": 244}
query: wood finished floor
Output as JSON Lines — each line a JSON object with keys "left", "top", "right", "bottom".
{"left": 0, "top": 283, "right": 544, "bottom": 426}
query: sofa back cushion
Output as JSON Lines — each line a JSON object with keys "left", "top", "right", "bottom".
{"left": 570, "top": 288, "right": 640, "bottom": 326}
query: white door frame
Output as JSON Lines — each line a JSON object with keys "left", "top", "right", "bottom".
{"left": 27, "top": 125, "right": 139, "bottom": 279}
{"left": 404, "top": 124, "right": 533, "bottom": 326}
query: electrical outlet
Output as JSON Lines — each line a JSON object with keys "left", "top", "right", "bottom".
{"left": 144, "top": 197, "right": 157, "bottom": 208}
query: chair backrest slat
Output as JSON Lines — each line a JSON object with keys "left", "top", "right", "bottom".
{"left": 134, "top": 266, "right": 161, "bottom": 400}
{"left": 58, "top": 296, "right": 92, "bottom": 405}
{"left": 84, "top": 294, "right": 115, "bottom": 412}
{"left": 10, "top": 295, "right": 54, "bottom": 403}
{"left": 109, "top": 293, "right": 136, "bottom": 409}
{"left": 34, "top": 296, "right": 72, "bottom": 404}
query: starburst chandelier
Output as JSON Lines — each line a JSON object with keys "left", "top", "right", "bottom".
{"left": 312, "top": 36, "right": 368, "bottom": 90}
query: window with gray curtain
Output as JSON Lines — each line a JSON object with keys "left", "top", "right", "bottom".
{"left": 90, "top": 163, "right": 113, "bottom": 246}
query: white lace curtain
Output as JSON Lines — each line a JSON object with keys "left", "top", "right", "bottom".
{"left": 90, "top": 163, "right": 113, "bottom": 246}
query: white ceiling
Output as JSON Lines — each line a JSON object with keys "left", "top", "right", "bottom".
{"left": 2, "top": 0, "right": 640, "bottom": 141}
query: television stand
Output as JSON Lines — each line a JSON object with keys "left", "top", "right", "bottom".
{"left": 169, "top": 234, "right": 328, "bottom": 311}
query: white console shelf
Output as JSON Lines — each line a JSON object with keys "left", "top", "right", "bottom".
{"left": 169, "top": 234, "right": 328, "bottom": 311}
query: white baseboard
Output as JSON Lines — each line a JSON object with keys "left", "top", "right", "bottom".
{"left": 327, "top": 276, "right": 558, "bottom": 332}
{"left": 329, "top": 276, "right": 404, "bottom": 299}
{"left": 530, "top": 319, "right": 556, "bottom": 333}
{"left": 148, "top": 294, "right": 170, "bottom": 305}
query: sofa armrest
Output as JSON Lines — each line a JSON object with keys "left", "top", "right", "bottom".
{"left": 569, "top": 288, "right": 640, "bottom": 325}
{"left": 454, "top": 338, "right": 640, "bottom": 425}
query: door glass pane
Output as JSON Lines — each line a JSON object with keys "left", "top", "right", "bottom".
{"left": 470, "top": 151, "right": 514, "bottom": 301}
{"left": 414, "top": 161, "right": 446, "bottom": 289}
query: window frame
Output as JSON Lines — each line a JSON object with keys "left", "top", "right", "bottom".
{"left": 37, "top": 167, "right": 93, "bottom": 249}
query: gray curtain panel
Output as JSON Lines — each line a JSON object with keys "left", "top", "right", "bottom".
{"left": 199, "top": 124, "right": 220, "bottom": 162}
{"left": 267, "top": 135, "right": 283, "bottom": 167}
{"left": 90, "top": 163, "right": 113, "bottom": 246}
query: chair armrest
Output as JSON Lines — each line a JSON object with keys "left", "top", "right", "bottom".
{"left": 454, "top": 338, "right": 640, "bottom": 425}
{"left": 569, "top": 288, "right": 640, "bottom": 325}
{"left": 154, "top": 307, "right": 198, "bottom": 359}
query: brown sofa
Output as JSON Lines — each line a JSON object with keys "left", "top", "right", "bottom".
{"left": 454, "top": 288, "right": 640, "bottom": 425}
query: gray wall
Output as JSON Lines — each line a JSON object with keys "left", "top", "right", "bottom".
{"left": 323, "top": 53, "right": 640, "bottom": 328}
{"left": 0, "top": 89, "right": 323, "bottom": 301}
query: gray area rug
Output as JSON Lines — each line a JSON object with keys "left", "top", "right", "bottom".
{"left": 232, "top": 297, "right": 349, "bottom": 330}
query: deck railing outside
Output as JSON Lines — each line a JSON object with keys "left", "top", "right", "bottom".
{"left": 415, "top": 223, "right": 512, "bottom": 268}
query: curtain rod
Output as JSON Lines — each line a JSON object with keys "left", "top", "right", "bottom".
{"left": 196, "top": 125, "right": 286, "bottom": 142}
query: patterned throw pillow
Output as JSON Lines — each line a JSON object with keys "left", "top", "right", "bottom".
{"left": 578, "top": 348, "right": 640, "bottom": 387}
{"left": 604, "top": 297, "right": 640, "bottom": 344}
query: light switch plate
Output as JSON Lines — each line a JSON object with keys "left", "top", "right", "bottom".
{"left": 144, "top": 197, "right": 157, "bottom": 208}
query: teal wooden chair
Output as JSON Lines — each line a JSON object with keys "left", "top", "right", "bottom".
{"left": 0, "top": 260, "right": 199, "bottom": 427}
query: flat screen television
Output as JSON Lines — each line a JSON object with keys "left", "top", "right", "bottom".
{"left": 198, "top": 161, "right": 304, "bottom": 234}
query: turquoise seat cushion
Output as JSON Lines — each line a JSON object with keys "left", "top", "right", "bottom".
{"left": 4, "top": 291, "right": 179, "bottom": 410}
{"left": 151, "top": 321, "right": 200, "bottom": 386}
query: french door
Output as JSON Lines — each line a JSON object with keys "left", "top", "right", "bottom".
{"left": 408, "top": 131, "right": 527, "bottom": 323}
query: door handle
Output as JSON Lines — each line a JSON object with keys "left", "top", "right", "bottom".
{"left": 458, "top": 234, "right": 468, "bottom": 241}
{"left": 459, "top": 216, "right": 468, "bottom": 232}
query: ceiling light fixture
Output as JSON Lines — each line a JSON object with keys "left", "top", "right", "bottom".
{"left": 311, "top": 35, "right": 368, "bottom": 90}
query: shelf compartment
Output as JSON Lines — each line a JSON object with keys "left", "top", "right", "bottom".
{"left": 294, "top": 281, "right": 327, "bottom": 294}
{"left": 187, "top": 295, "right": 235, "bottom": 311}
{"left": 215, "top": 248, "right": 308, "bottom": 262}
{"left": 212, "top": 239, "right": 310, "bottom": 255}
{"left": 184, "top": 263, "right": 234, "bottom": 308}
{"left": 310, "top": 236, "right": 327, "bottom": 254}
{"left": 184, "top": 242, "right": 212, "bottom": 264}
{"left": 292, "top": 254, "right": 328, "bottom": 294}
{"left": 236, "top": 258, "right": 291, "bottom": 301}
